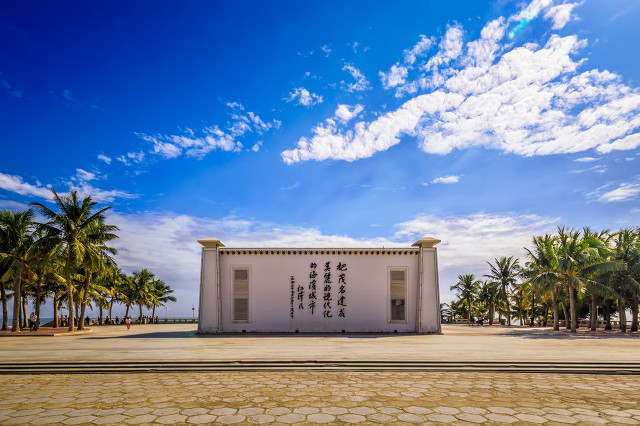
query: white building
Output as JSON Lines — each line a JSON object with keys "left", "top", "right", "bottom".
{"left": 197, "top": 237, "right": 442, "bottom": 334}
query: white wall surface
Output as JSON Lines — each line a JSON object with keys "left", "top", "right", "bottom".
{"left": 198, "top": 248, "right": 441, "bottom": 333}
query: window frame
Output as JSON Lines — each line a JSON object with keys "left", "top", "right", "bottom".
{"left": 231, "top": 265, "right": 251, "bottom": 323}
{"left": 388, "top": 267, "right": 408, "bottom": 324}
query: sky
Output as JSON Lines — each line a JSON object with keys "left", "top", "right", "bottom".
{"left": 1, "top": 0, "right": 639, "bottom": 318}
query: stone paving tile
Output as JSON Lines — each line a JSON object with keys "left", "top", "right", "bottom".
{"left": 545, "top": 413, "right": 580, "bottom": 423}
{"left": 306, "top": 413, "right": 334, "bottom": 423}
{"left": 606, "top": 415, "right": 639, "bottom": 424}
{"left": 124, "top": 414, "right": 158, "bottom": 424}
{"left": 187, "top": 414, "right": 217, "bottom": 424}
{"left": 93, "top": 413, "right": 128, "bottom": 424}
{"left": 31, "top": 415, "right": 69, "bottom": 424}
{"left": 216, "top": 414, "right": 246, "bottom": 424}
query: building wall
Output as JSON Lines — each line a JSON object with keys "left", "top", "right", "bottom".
{"left": 198, "top": 246, "right": 441, "bottom": 334}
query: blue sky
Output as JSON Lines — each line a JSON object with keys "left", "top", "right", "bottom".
{"left": 1, "top": 0, "right": 639, "bottom": 317}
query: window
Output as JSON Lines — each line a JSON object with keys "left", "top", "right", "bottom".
{"left": 390, "top": 269, "right": 406, "bottom": 322}
{"left": 233, "top": 268, "right": 249, "bottom": 322}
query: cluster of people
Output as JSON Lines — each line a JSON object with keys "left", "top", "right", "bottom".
{"left": 58, "top": 315, "right": 69, "bottom": 327}
{"left": 138, "top": 315, "right": 159, "bottom": 324}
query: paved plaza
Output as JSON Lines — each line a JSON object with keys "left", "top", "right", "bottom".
{"left": 1, "top": 323, "right": 639, "bottom": 363}
{"left": 1, "top": 324, "right": 639, "bottom": 424}
{"left": 1, "top": 371, "right": 640, "bottom": 424}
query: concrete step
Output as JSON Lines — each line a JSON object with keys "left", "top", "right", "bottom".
{"left": 2, "top": 360, "right": 640, "bottom": 375}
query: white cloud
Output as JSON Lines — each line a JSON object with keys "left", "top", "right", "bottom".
{"left": 282, "top": 0, "right": 640, "bottom": 164}
{"left": 0, "top": 173, "right": 53, "bottom": 199}
{"left": 0, "top": 199, "right": 30, "bottom": 210}
{"left": 394, "top": 212, "right": 557, "bottom": 269}
{"left": 403, "top": 35, "right": 435, "bottom": 65}
{"left": 117, "top": 150, "right": 146, "bottom": 165}
{"left": 97, "top": 154, "right": 112, "bottom": 164}
{"left": 596, "top": 183, "right": 640, "bottom": 202}
{"left": 251, "top": 141, "right": 263, "bottom": 152}
{"left": 226, "top": 101, "right": 244, "bottom": 110}
{"left": 379, "top": 64, "right": 409, "bottom": 90}
{"left": 423, "top": 24, "right": 465, "bottom": 73}
{"left": 574, "top": 157, "right": 598, "bottom": 162}
{"left": 544, "top": 2, "right": 581, "bottom": 29}
{"left": 380, "top": 35, "right": 436, "bottom": 92}
{"left": 321, "top": 44, "right": 331, "bottom": 57}
{"left": 75, "top": 168, "right": 97, "bottom": 182}
{"left": 131, "top": 107, "right": 279, "bottom": 160}
{"left": 285, "top": 87, "right": 323, "bottom": 107}
{"left": 429, "top": 175, "right": 461, "bottom": 184}
{"left": 334, "top": 104, "right": 364, "bottom": 123}
{"left": 2, "top": 79, "right": 23, "bottom": 98}
{"left": 341, "top": 63, "right": 371, "bottom": 92}
{"left": 0, "top": 172, "right": 137, "bottom": 204}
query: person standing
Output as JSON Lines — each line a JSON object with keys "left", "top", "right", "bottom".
{"left": 29, "top": 312, "right": 36, "bottom": 331}
{"left": 125, "top": 316, "right": 131, "bottom": 330}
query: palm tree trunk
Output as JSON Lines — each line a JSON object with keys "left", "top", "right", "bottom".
{"left": 504, "top": 286, "right": 511, "bottom": 326}
{"left": 552, "top": 289, "right": 559, "bottom": 331}
{"left": 67, "top": 283, "right": 74, "bottom": 332}
{"left": 152, "top": 305, "right": 156, "bottom": 323}
{"left": 619, "top": 296, "right": 627, "bottom": 333}
{"left": 109, "top": 299, "right": 114, "bottom": 321}
{"left": 604, "top": 299, "right": 612, "bottom": 330}
{"left": 562, "top": 302, "right": 570, "bottom": 330}
{"left": 79, "top": 272, "right": 92, "bottom": 331}
{"left": 53, "top": 294, "right": 59, "bottom": 328}
{"left": 590, "top": 294, "right": 597, "bottom": 331}
{"left": 631, "top": 294, "right": 638, "bottom": 332}
{"left": 467, "top": 297, "right": 471, "bottom": 325}
{"left": 488, "top": 303, "right": 494, "bottom": 325}
{"left": 11, "top": 269, "right": 22, "bottom": 332}
{"left": 125, "top": 304, "right": 130, "bottom": 317}
{"left": 1, "top": 281, "right": 7, "bottom": 331}
{"left": 569, "top": 286, "right": 577, "bottom": 333}
{"left": 99, "top": 305, "right": 103, "bottom": 325}
{"left": 35, "top": 278, "right": 42, "bottom": 325}
{"left": 21, "top": 295, "right": 27, "bottom": 329}
{"left": 139, "top": 304, "right": 143, "bottom": 324}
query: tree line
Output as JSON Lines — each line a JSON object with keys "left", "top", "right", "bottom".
{"left": 444, "top": 227, "right": 640, "bottom": 333}
{"left": 0, "top": 189, "right": 176, "bottom": 332}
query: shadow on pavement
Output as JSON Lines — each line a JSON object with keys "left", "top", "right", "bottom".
{"left": 82, "top": 330, "right": 415, "bottom": 339}
{"left": 500, "top": 328, "right": 640, "bottom": 339}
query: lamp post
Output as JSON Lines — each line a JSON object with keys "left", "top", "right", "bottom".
{"left": 192, "top": 304, "right": 195, "bottom": 320}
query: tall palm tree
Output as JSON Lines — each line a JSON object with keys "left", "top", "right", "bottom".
{"left": 150, "top": 279, "right": 176, "bottom": 321}
{"left": 485, "top": 256, "right": 520, "bottom": 326}
{"left": 450, "top": 274, "right": 480, "bottom": 325}
{"left": 554, "top": 227, "right": 599, "bottom": 333}
{"left": 525, "top": 234, "right": 561, "bottom": 330}
{"left": 31, "top": 189, "right": 117, "bottom": 332}
{"left": 130, "top": 269, "right": 155, "bottom": 321}
{"left": 477, "top": 280, "right": 499, "bottom": 325}
{"left": 0, "top": 209, "right": 36, "bottom": 332}
{"left": 602, "top": 229, "right": 640, "bottom": 333}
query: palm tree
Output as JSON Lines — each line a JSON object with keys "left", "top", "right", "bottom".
{"left": 554, "top": 227, "right": 599, "bottom": 333}
{"left": 150, "top": 279, "right": 176, "bottom": 321}
{"left": 477, "top": 281, "right": 499, "bottom": 325}
{"left": 485, "top": 256, "right": 521, "bottom": 326}
{"left": 31, "top": 189, "right": 117, "bottom": 332}
{"left": 130, "top": 269, "right": 155, "bottom": 322}
{"left": 0, "top": 209, "right": 37, "bottom": 332}
{"left": 525, "top": 234, "right": 561, "bottom": 330}
{"left": 450, "top": 274, "right": 480, "bottom": 325}
{"left": 603, "top": 229, "right": 640, "bottom": 333}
